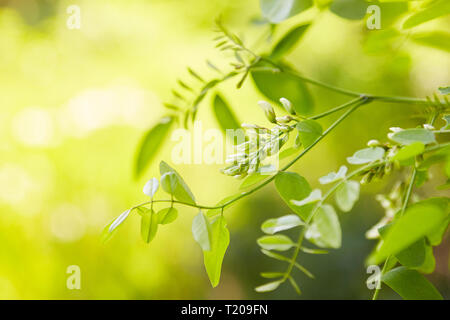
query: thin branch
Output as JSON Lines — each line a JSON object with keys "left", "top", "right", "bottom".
{"left": 372, "top": 167, "right": 417, "bottom": 300}
{"left": 133, "top": 97, "right": 369, "bottom": 212}
{"left": 282, "top": 159, "right": 387, "bottom": 284}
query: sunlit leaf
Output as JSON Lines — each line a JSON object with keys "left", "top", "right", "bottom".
{"left": 368, "top": 198, "right": 449, "bottom": 265}
{"left": 290, "top": 189, "right": 322, "bottom": 207}
{"left": 101, "top": 209, "right": 132, "bottom": 244}
{"left": 212, "top": 94, "right": 240, "bottom": 133}
{"left": 382, "top": 267, "right": 443, "bottom": 300}
{"left": 251, "top": 67, "right": 314, "bottom": 115}
{"left": 305, "top": 204, "right": 341, "bottom": 249}
{"left": 192, "top": 210, "right": 211, "bottom": 251}
{"left": 441, "top": 114, "right": 450, "bottom": 129}
{"left": 335, "top": 180, "right": 360, "bottom": 212}
{"left": 418, "top": 146, "right": 450, "bottom": 170}
{"left": 412, "top": 32, "right": 450, "bottom": 52}
{"left": 260, "top": 0, "right": 313, "bottom": 23}
{"left": 204, "top": 215, "right": 230, "bottom": 287}
{"left": 392, "top": 142, "right": 425, "bottom": 162}
{"left": 108, "top": 209, "right": 131, "bottom": 233}
{"left": 135, "top": 116, "right": 174, "bottom": 178}
{"left": 141, "top": 208, "right": 158, "bottom": 243}
{"left": 293, "top": 263, "right": 314, "bottom": 279}
{"left": 239, "top": 171, "right": 274, "bottom": 190}
{"left": 160, "top": 161, "right": 196, "bottom": 205}
{"left": 427, "top": 216, "right": 450, "bottom": 246}
{"left": 260, "top": 249, "right": 291, "bottom": 262}
{"left": 330, "top": 0, "right": 369, "bottom": 20}
{"left": 260, "top": 272, "right": 284, "bottom": 279}
{"left": 288, "top": 276, "right": 301, "bottom": 294}
{"left": 275, "top": 172, "right": 313, "bottom": 220}
{"left": 389, "top": 128, "right": 436, "bottom": 145}
{"left": 269, "top": 23, "right": 310, "bottom": 60}
{"left": 296, "top": 120, "right": 323, "bottom": 149}
{"left": 160, "top": 172, "right": 177, "bottom": 195}
{"left": 347, "top": 147, "right": 385, "bottom": 164}
{"left": 300, "top": 247, "right": 328, "bottom": 254}
{"left": 279, "top": 147, "right": 299, "bottom": 160}
{"left": 415, "top": 169, "right": 428, "bottom": 187}
{"left": 255, "top": 280, "right": 283, "bottom": 292}
{"left": 257, "top": 234, "right": 296, "bottom": 251}
{"left": 395, "top": 238, "right": 435, "bottom": 274}
{"left": 157, "top": 207, "right": 178, "bottom": 225}
{"left": 261, "top": 214, "right": 304, "bottom": 234}
{"left": 319, "top": 165, "right": 347, "bottom": 184}
{"left": 403, "top": 0, "right": 450, "bottom": 29}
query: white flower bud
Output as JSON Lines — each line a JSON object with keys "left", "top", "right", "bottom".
{"left": 279, "top": 97, "right": 295, "bottom": 115}
{"left": 389, "top": 127, "right": 403, "bottom": 133}
{"left": 367, "top": 139, "right": 380, "bottom": 147}
{"left": 258, "top": 100, "right": 276, "bottom": 123}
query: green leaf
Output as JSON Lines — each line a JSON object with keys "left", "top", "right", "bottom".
{"left": 141, "top": 209, "right": 158, "bottom": 243}
{"left": 439, "top": 87, "right": 450, "bottom": 95}
{"left": 251, "top": 68, "right": 314, "bottom": 115}
{"left": 275, "top": 172, "right": 313, "bottom": 220}
{"left": 412, "top": 32, "right": 450, "bottom": 52}
{"left": 279, "top": 147, "right": 299, "bottom": 160}
{"left": 257, "top": 234, "right": 295, "bottom": 251}
{"left": 269, "top": 24, "right": 310, "bottom": 60}
{"left": 290, "top": 189, "right": 322, "bottom": 207}
{"left": 403, "top": 0, "right": 450, "bottom": 29}
{"left": 261, "top": 214, "right": 304, "bottom": 234}
{"left": 296, "top": 120, "right": 323, "bottom": 149}
{"left": 108, "top": 209, "right": 131, "bottom": 233}
{"left": 212, "top": 94, "right": 240, "bottom": 133}
{"left": 382, "top": 267, "right": 443, "bottom": 300}
{"left": 374, "top": 2, "right": 409, "bottom": 27}
{"left": 288, "top": 277, "right": 301, "bottom": 294}
{"left": 203, "top": 215, "right": 230, "bottom": 287}
{"left": 368, "top": 198, "right": 449, "bottom": 265}
{"left": 415, "top": 169, "right": 428, "bottom": 187}
{"left": 260, "top": 272, "right": 284, "bottom": 279}
{"left": 192, "top": 211, "right": 211, "bottom": 251}
{"left": 300, "top": 247, "right": 328, "bottom": 254}
{"left": 305, "top": 204, "right": 341, "bottom": 249}
{"left": 160, "top": 161, "right": 196, "bottom": 205}
{"left": 441, "top": 114, "right": 450, "bottom": 130}
{"left": 135, "top": 116, "right": 174, "bottom": 178}
{"left": 330, "top": 0, "right": 369, "bottom": 20}
{"left": 390, "top": 128, "right": 436, "bottom": 145}
{"left": 101, "top": 209, "right": 132, "bottom": 244}
{"left": 239, "top": 171, "right": 274, "bottom": 190}
{"left": 395, "top": 238, "right": 435, "bottom": 274}
{"left": 157, "top": 207, "right": 178, "bottom": 225}
{"left": 160, "top": 172, "right": 177, "bottom": 194}
{"left": 260, "top": 0, "right": 313, "bottom": 23}
{"left": 392, "top": 142, "right": 425, "bottom": 162}
{"left": 335, "top": 180, "right": 360, "bottom": 212}
{"left": 293, "top": 263, "right": 314, "bottom": 279}
{"left": 260, "top": 249, "right": 291, "bottom": 262}
{"left": 319, "top": 165, "right": 347, "bottom": 184}
{"left": 255, "top": 280, "right": 282, "bottom": 292}
{"left": 418, "top": 147, "right": 450, "bottom": 170}
{"left": 427, "top": 216, "right": 450, "bottom": 246}
{"left": 347, "top": 147, "right": 385, "bottom": 164}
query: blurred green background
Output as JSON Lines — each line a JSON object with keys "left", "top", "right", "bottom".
{"left": 0, "top": 0, "right": 449, "bottom": 299}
